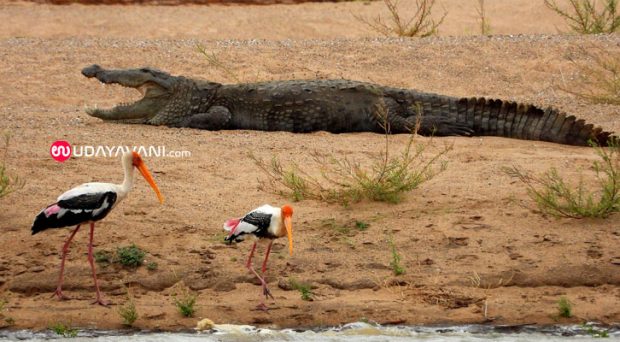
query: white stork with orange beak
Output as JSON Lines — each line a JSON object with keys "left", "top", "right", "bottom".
{"left": 224, "top": 204, "right": 293, "bottom": 310}
{"left": 31, "top": 151, "right": 164, "bottom": 306}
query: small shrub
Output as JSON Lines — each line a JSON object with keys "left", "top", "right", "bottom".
{"left": 388, "top": 233, "right": 405, "bottom": 276}
{"left": 118, "top": 299, "right": 139, "bottom": 327}
{"left": 251, "top": 106, "right": 452, "bottom": 207}
{"left": 0, "top": 299, "right": 6, "bottom": 312}
{"left": 0, "top": 133, "right": 25, "bottom": 200}
{"left": 146, "top": 261, "right": 158, "bottom": 271}
{"left": 50, "top": 322, "right": 78, "bottom": 338}
{"left": 560, "top": 48, "right": 620, "bottom": 105}
{"left": 504, "top": 140, "right": 620, "bottom": 218}
{"left": 354, "top": 0, "right": 447, "bottom": 37}
{"left": 173, "top": 290, "right": 197, "bottom": 317}
{"left": 558, "top": 296, "right": 572, "bottom": 318}
{"left": 544, "top": 0, "right": 620, "bottom": 34}
{"left": 116, "top": 244, "right": 146, "bottom": 268}
{"left": 4, "top": 317, "right": 14, "bottom": 326}
{"left": 355, "top": 220, "right": 370, "bottom": 231}
{"left": 289, "top": 279, "right": 313, "bottom": 301}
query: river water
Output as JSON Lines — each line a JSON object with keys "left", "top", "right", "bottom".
{"left": 1, "top": 322, "right": 618, "bottom": 341}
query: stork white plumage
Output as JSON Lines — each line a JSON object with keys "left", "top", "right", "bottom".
{"left": 224, "top": 204, "right": 293, "bottom": 311}
{"left": 31, "top": 151, "right": 164, "bottom": 306}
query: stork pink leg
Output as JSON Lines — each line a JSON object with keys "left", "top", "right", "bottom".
{"left": 87, "top": 223, "right": 109, "bottom": 306}
{"left": 261, "top": 240, "right": 274, "bottom": 274}
{"left": 53, "top": 224, "right": 81, "bottom": 300}
{"left": 245, "top": 242, "right": 274, "bottom": 311}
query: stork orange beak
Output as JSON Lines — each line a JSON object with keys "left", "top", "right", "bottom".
{"left": 284, "top": 216, "right": 293, "bottom": 256}
{"left": 135, "top": 160, "right": 164, "bottom": 204}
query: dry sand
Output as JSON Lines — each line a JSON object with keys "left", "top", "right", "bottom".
{"left": 0, "top": 0, "right": 619, "bottom": 331}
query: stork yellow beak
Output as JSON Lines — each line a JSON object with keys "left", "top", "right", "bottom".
{"left": 284, "top": 216, "right": 293, "bottom": 256}
{"left": 136, "top": 160, "right": 164, "bottom": 204}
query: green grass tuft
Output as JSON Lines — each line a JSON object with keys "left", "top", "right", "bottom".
{"left": 118, "top": 299, "right": 139, "bottom": 327}
{"left": 50, "top": 322, "right": 78, "bottom": 338}
{"left": 173, "top": 290, "right": 197, "bottom": 317}
{"left": 289, "top": 279, "right": 313, "bottom": 301}
{"left": 116, "top": 244, "right": 146, "bottom": 268}
{"left": 504, "top": 140, "right": 620, "bottom": 218}
{"left": 558, "top": 296, "right": 572, "bottom": 318}
{"left": 146, "top": 261, "right": 158, "bottom": 271}
{"left": 387, "top": 233, "right": 405, "bottom": 276}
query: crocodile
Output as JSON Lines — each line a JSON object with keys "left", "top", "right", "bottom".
{"left": 82, "top": 64, "right": 615, "bottom": 146}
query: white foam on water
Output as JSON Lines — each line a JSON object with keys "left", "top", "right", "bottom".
{"left": 1, "top": 322, "right": 618, "bottom": 341}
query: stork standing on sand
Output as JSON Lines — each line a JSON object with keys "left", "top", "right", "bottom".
{"left": 224, "top": 204, "right": 293, "bottom": 310}
{"left": 31, "top": 151, "right": 164, "bottom": 306}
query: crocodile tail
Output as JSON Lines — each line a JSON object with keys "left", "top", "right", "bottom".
{"left": 454, "top": 97, "right": 615, "bottom": 146}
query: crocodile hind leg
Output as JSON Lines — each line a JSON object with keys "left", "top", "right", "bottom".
{"left": 177, "top": 106, "right": 232, "bottom": 130}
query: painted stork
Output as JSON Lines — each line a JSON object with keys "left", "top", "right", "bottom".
{"left": 31, "top": 151, "right": 164, "bottom": 306}
{"left": 224, "top": 204, "right": 293, "bottom": 310}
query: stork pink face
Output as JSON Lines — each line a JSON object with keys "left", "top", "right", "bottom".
{"left": 281, "top": 205, "right": 293, "bottom": 256}
{"left": 132, "top": 151, "right": 164, "bottom": 204}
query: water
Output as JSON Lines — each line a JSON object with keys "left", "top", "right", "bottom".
{"left": 1, "top": 322, "right": 618, "bottom": 341}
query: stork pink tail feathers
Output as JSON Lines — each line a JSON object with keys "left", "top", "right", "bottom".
{"left": 224, "top": 218, "right": 242, "bottom": 237}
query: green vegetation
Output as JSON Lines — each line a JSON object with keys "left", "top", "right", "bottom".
{"left": 95, "top": 246, "right": 152, "bottom": 270}
{"left": 94, "top": 250, "right": 113, "bottom": 266}
{"left": 289, "top": 279, "right": 314, "bottom": 301}
{"left": 321, "top": 218, "right": 371, "bottom": 236}
{"left": 196, "top": 45, "right": 240, "bottom": 83}
{"left": 251, "top": 106, "right": 451, "bottom": 207}
{"left": 558, "top": 297, "right": 572, "bottom": 318}
{"left": 0, "top": 133, "right": 24, "bottom": 200}
{"left": 582, "top": 323, "right": 610, "bottom": 338}
{"left": 355, "top": 220, "right": 370, "bottom": 231}
{"left": 561, "top": 49, "right": 620, "bottom": 105}
{"left": 118, "top": 298, "right": 139, "bottom": 327}
{"left": 116, "top": 244, "right": 146, "bottom": 268}
{"left": 544, "top": 0, "right": 620, "bottom": 33}
{"left": 173, "top": 289, "right": 197, "bottom": 317}
{"left": 476, "top": 0, "right": 491, "bottom": 35}
{"left": 50, "top": 322, "right": 78, "bottom": 338}
{"left": 387, "top": 233, "right": 405, "bottom": 276}
{"left": 504, "top": 140, "right": 620, "bottom": 218}
{"left": 354, "top": 0, "right": 447, "bottom": 37}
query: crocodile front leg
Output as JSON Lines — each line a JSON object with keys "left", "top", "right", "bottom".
{"left": 178, "top": 106, "right": 232, "bottom": 130}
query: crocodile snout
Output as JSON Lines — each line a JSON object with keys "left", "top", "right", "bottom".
{"left": 81, "top": 64, "right": 103, "bottom": 78}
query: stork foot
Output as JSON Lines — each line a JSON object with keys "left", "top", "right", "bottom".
{"left": 91, "top": 297, "right": 111, "bottom": 307}
{"left": 255, "top": 303, "right": 270, "bottom": 312}
{"left": 52, "top": 288, "right": 69, "bottom": 301}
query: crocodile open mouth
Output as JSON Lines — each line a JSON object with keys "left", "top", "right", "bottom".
{"left": 84, "top": 83, "right": 162, "bottom": 118}
{"left": 82, "top": 64, "right": 172, "bottom": 120}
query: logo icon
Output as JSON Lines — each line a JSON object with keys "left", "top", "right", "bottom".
{"left": 50, "top": 140, "right": 72, "bottom": 162}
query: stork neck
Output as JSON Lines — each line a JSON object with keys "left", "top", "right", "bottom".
{"left": 118, "top": 161, "right": 135, "bottom": 199}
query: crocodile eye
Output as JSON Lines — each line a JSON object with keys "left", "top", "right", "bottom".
{"left": 140, "top": 68, "right": 151, "bottom": 73}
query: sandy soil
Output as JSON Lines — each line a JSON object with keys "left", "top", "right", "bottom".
{"left": 0, "top": 0, "right": 619, "bottom": 332}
